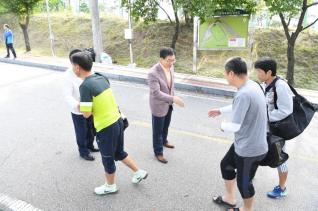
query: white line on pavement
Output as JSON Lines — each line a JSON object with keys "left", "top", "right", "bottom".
{"left": 0, "top": 193, "right": 42, "bottom": 211}
{"left": 131, "top": 120, "right": 318, "bottom": 164}
{"left": 132, "top": 120, "right": 231, "bottom": 145}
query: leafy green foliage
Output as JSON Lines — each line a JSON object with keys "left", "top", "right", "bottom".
{"left": 0, "top": 0, "right": 43, "bottom": 22}
{"left": 187, "top": 0, "right": 258, "bottom": 20}
{"left": 264, "top": 0, "right": 302, "bottom": 16}
{"left": 122, "top": 0, "right": 258, "bottom": 24}
{"left": 262, "top": 0, "right": 318, "bottom": 85}
{"left": 122, "top": 0, "right": 158, "bottom": 24}
{"left": 0, "top": 4, "right": 8, "bottom": 15}
{"left": 79, "top": 2, "right": 90, "bottom": 13}
{"left": 36, "top": 0, "right": 66, "bottom": 12}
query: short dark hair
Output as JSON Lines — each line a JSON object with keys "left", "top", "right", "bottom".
{"left": 225, "top": 57, "right": 247, "bottom": 75}
{"left": 4, "top": 24, "right": 10, "bottom": 29}
{"left": 160, "top": 47, "right": 175, "bottom": 59}
{"left": 69, "top": 49, "right": 82, "bottom": 62}
{"left": 71, "top": 52, "right": 93, "bottom": 71}
{"left": 254, "top": 57, "right": 277, "bottom": 76}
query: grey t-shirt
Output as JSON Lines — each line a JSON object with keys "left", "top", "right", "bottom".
{"left": 232, "top": 80, "right": 268, "bottom": 157}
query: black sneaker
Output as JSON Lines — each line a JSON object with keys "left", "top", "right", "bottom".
{"left": 80, "top": 154, "right": 95, "bottom": 161}
{"left": 4, "top": 56, "right": 9, "bottom": 58}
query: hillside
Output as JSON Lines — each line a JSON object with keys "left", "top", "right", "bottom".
{"left": 0, "top": 13, "right": 317, "bottom": 89}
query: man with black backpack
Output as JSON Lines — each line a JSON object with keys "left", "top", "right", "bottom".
{"left": 255, "top": 57, "right": 294, "bottom": 199}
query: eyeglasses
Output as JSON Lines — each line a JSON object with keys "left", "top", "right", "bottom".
{"left": 165, "top": 59, "right": 176, "bottom": 64}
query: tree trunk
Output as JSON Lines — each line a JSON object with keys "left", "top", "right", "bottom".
{"left": 286, "top": 41, "right": 295, "bottom": 86}
{"left": 19, "top": 16, "right": 31, "bottom": 52}
{"left": 184, "top": 10, "right": 190, "bottom": 26}
{"left": 190, "top": 16, "right": 194, "bottom": 25}
{"left": 155, "top": 0, "right": 172, "bottom": 23}
{"left": 170, "top": 0, "right": 179, "bottom": 50}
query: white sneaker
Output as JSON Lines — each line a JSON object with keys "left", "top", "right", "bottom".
{"left": 94, "top": 183, "right": 118, "bottom": 195}
{"left": 132, "top": 169, "right": 148, "bottom": 184}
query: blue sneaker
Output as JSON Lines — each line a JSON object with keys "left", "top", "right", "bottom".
{"left": 267, "top": 186, "right": 288, "bottom": 199}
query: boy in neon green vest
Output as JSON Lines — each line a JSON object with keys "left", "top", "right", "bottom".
{"left": 71, "top": 51, "right": 148, "bottom": 195}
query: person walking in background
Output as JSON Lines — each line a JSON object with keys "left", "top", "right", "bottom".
{"left": 255, "top": 57, "right": 293, "bottom": 199}
{"left": 209, "top": 57, "right": 268, "bottom": 211}
{"left": 72, "top": 51, "right": 148, "bottom": 195}
{"left": 63, "top": 49, "right": 99, "bottom": 161}
{"left": 3, "top": 24, "right": 17, "bottom": 59}
{"left": 148, "top": 47, "right": 185, "bottom": 164}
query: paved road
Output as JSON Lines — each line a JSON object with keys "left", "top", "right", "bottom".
{"left": 0, "top": 62, "right": 317, "bottom": 211}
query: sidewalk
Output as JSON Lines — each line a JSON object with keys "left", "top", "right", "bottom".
{"left": 1, "top": 55, "right": 318, "bottom": 102}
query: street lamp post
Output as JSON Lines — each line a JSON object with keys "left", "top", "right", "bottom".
{"left": 128, "top": 2, "right": 134, "bottom": 65}
{"left": 125, "top": 0, "right": 135, "bottom": 68}
{"left": 45, "top": 0, "right": 55, "bottom": 57}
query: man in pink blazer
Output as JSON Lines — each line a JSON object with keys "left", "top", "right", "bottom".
{"left": 148, "top": 47, "right": 184, "bottom": 164}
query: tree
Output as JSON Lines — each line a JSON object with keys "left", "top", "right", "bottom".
{"left": 264, "top": 0, "right": 318, "bottom": 85}
{"left": 80, "top": 2, "right": 90, "bottom": 13}
{"left": 122, "top": 0, "right": 181, "bottom": 49}
{"left": 37, "top": 0, "right": 65, "bottom": 12}
{"left": 0, "top": 0, "right": 43, "bottom": 52}
{"left": 184, "top": 0, "right": 257, "bottom": 21}
{"left": 122, "top": 0, "right": 258, "bottom": 49}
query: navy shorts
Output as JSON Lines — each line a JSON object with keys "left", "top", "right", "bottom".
{"left": 96, "top": 118, "right": 128, "bottom": 174}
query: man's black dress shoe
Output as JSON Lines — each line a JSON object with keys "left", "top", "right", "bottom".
{"left": 80, "top": 154, "right": 95, "bottom": 161}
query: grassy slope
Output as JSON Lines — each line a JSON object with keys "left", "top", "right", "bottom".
{"left": 0, "top": 13, "right": 317, "bottom": 90}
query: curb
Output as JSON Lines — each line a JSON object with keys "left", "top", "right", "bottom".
{"left": 0, "top": 58, "right": 235, "bottom": 97}
{"left": 0, "top": 58, "right": 66, "bottom": 72}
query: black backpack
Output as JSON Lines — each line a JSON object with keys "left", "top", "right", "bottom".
{"left": 259, "top": 133, "right": 289, "bottom": 168}
{"left": 266, "top": 77, "right": 317, "bottom": 140}
{"left": 257, "top": 82, "right": 289, "bottom": 168}
{"left": 84, "top": 48, "right": 96, "bottom": 62}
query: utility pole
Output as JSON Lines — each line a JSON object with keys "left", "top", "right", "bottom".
{"left": 89, "top": 0, "right": 103, "bottom": 63}
{"left": 45, "top": 0, "right": 55, "bottom": 57}
{"left": 127, "top": 0, "right": 134, "bottom": 66}
{"left": 193, "top": 17, "right": 199, "bottom": 73}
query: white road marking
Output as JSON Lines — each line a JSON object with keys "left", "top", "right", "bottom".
{"left": 131, "top": 120, "right": 318, "bottom": 164}
{"left": 0, "top": 193, "right": 42, "bottom": 211}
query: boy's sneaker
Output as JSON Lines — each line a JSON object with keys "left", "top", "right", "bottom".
{"left": 132, "top": 169, "right": 148, "bottom": 184}
{"left": 94, "top": 183, "right": 118, "bottom": 195}
{"left": 267, "top": 186, "right": 288, "bottom": 198}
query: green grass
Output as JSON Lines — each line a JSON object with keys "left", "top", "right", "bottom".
{"left": 0, "top": 12, "right": 317, "bottom": 90}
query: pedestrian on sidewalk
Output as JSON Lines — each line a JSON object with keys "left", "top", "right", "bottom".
{"left": 72, "top": 51, "right": 148, "bottom": 195}
{"left": 255, "top": 57, "right": 293, "bottom": 199}
{"left": 148, "top": 47, "right": 185, "bottom": 164}
{"left": 3, "top": 24, "right": 17, "bottom": 59}
{"left": 62, "top": 49, "right": 99, "bottom": 161}
{"left": 208, "top": 57, "right": 268, "bottom": 211}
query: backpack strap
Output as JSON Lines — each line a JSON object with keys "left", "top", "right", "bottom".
{"left": 265, "top": 76, "right": 280, "bottom": 109}
{"left": 255, "top": 81, "right": 265, "bottom": 95}
{"left": 255, "top": 80, "right": 272, "bottom": 122}
{"left": 286, "top": 82, "right": 299, "bottom": 97}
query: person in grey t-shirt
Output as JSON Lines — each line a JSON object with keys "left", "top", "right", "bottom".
{"left": 208, "top": 57, "right": 268, "bottom": 211}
